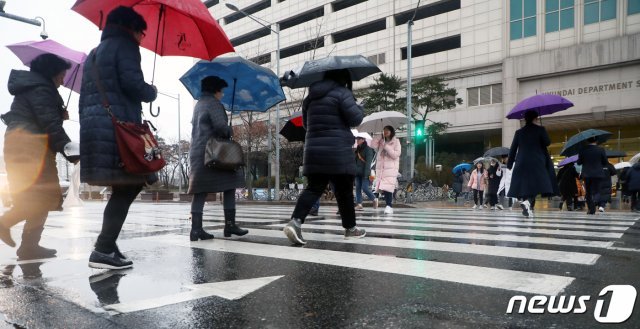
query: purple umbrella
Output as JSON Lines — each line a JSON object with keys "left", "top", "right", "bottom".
{"left": 558, "top": 155, "right": 578, "bottom": 167}
{"left": 7, "top": 39, "right": 87, "bottom": 93}
{"left": 506, "top": 94, "right": 574, "bottom": 119}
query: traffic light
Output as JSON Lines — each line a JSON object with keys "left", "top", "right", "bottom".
{"left": 414, "top": 120, "right": 425, "bottom": 143}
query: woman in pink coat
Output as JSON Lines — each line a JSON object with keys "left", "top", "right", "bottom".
{"left": 467, "top": 161, "right": 488, "bottom": 209}
{"left": 370, "top": 126, "right": 401, "bottom": 214}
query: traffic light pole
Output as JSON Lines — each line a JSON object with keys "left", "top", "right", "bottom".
{"left": 406, "top": 14, "right": 414, "bottom": 181}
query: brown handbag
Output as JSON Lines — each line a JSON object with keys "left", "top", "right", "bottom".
{"left": 204, "top": 137, "right": 244, "bottom": 171}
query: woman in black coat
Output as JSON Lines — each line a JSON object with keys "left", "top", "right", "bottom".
{"left": 0, "top": 54, "right": 75, "bottom": 259}
{"left": 283, "top": 69, "right": 365, "bottom": 245}
{"left": 507, "top": 110, "right": 558, "bottom": 217}
{"left": 79, "top": 6, "right": 157, "bottom": 270}
{"left": 188, "top": 76, "right": 247, "bottom": 241}
{"left": 487, "top": 159, "right": 502, "bottom": 209}
{"left": 557, "top": 164, "right": 579, "bottom": 210}
{"left": 596, "top": 162, "right": 616, "bottom": 211}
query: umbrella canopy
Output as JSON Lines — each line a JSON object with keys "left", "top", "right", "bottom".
{"left": 560, "top": 129, "right": 612, "bottom": 156}
{"left": 71, "top": 0, "right": 234, "bottom": 60}
{"left": 354, "top": 131, "right": 373, "bottom": 142}
{"left": 281, "top": 55, "right": 381, "bottom": 89}
{"left": 630, "top": 152, "right": 640, "bottom": 164}
{"left": 506, "top": 94, "right": 574, "bottom": 119}
{"left": 358, "top": 111, "right": 406, "bottom": 133}
{"left": 614, "top": 162, "right": 631, "bottom": 170}
{"left": 180, "top": 56, "right": 285, "bottom": 112}
{"left": 473, "top": 156, "right": 498, "bottom": 165}
{"left": 452, "top": 163, "right": 472, "bottom": 174}
{"left": 7, "top": 39, "right": 87, "bottom": 93}
{"left": 279, "top": 113, "right": 304, "bottom": 142}
{"left": 605, "top": 150, "right": 626, "bottom": 158}
{"left": 483, "top": 147, "right": 510, "bottom": 158}
{"left": 558, "top": 155, "right": 578, "bottom": 167}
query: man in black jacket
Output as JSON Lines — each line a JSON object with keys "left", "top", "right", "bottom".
{"left": 577, "top": 137, "right": 608, "bottom": 214}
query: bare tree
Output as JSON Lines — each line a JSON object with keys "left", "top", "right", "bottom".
{"left": 232, "top": 113, "right": 268, "bottom": 197}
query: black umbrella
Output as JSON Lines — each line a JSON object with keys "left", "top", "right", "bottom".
{"left": 483, "top": 147, "right": 510, "bottom": 158}
{"left": 279, "top": 114, "right": 305, "bottom": 142}
{"left": 280, "top": 55, "right": 381, "bottom": 89}
{"left": 605, "top": 150, "right": 626, "bottom": 158}
{"left": 560, "top": 129, "right": 612, "bottom": 156}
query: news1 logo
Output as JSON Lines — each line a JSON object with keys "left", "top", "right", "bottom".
{"left": 506, "top": 285, "right": 637, "bottom": 323}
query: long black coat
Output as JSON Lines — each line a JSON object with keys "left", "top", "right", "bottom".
{"left": 3, "top": 70, "right": 71, "bottom": 210}
{"left": 598, "top": 162, "right": 616, "bottom": 203}
{"left": 302, "top": 80, "right": 364, "bottom": 176}
{"left": 79, "top": 25, "right": 157, "bottom": 186}
{"left": 507, "top": 123, "right": 559, "bottom": 198}
{"left": 577, "top": 145, "right": 607, "bottom": 178}
{"left": 487, "top": 163, "right": 502, "bottom": 194}
{"left": 626, "top": 163, "right": 640, "bottom": 192}
{"left": 557, "top": 164, "right": 578, "bottom": 198}
{"left": 188, "top": 93, "right": 244, "bottom": 194}
{"left": 452, "top": 173, "right": 463, "bottom": 193}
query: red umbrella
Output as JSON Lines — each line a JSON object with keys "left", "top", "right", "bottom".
{"left": 71, "top": 0, "right": 234, "bottom": 60}
{"left": 280, "top": 113, "right": 305, "bottom": 142}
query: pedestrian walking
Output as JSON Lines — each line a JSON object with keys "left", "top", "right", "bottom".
{"left": 625, "top": 162, "right": 640, "bottom": 212}
{"left": 596, "top": 162, "right": 616, "bottom": 212}
{"left": 354, "top": 136, "right": 377, "bottom": 210}
{"left": 370, "top": 126, "right": 402, "bottom": 214}
{"left": 487, "top": 159, "right": 502, "bottom": 210}
{"left": 577, "top": 137, "right": 608, "bottom": 214}
{"left": 0, "top": 54, "right": 77, "bottom": 259}
{"left": 188, "top": 76, "right": 248, "bottom": 241}
{"left": 461, "top": 169, "right": 471, "bottom": 202}
{"left": 497, "top": 156, "right": 513, "bottom": 210}
{"left": 452, "top": 171, "right": 463, "bottom": 204}
{"left": 283, "top": 69, "right": 366, "bottom": 245}
{"left": 557, "top": 163, "right": 579, "bottom": 211}
{"left": 507, "top": 110, "right": 559, "bottom": 217}
{"left": 467, "top": 162, "right": 488, "bottom": 209}
{"left": 79, "top": 6, "right": 158, "bottom": 269}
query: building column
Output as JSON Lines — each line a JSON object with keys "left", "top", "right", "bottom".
{"left": 501, "top": 57, "right": 521, "bottom": 147}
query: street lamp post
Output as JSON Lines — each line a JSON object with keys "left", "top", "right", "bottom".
{"left": 226, "top": 2, "right": 281, "bottom": 201}
{"left": 407, "top": 0, "right": 421, "bottom": 182}
{"left": 157, "top": 91, "right": 182, "bottom": 193}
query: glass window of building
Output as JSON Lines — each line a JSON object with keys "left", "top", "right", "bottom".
{"left": 510, "top": 0, "right": 537, "bottom": 40}
{"left": 545, "top": 0, "right": 574, "bottom": 32}
{"left": 467, "top": 84, "right": 503, "bottom": 107}
{"left": 584, "top": 0, "right": 617, "bottom": 25}
{"left": 629, "top": 0, "right": 640, "bottom": 15}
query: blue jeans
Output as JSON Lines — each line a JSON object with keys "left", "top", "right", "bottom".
{"left": 354, "top": 175, "right": 375, "bottom": 204}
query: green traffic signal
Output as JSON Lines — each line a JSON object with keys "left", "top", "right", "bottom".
{"left": 414, "top": 120, "right": 425, "bottom": 142}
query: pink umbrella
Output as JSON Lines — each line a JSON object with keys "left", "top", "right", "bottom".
{"left": 7, "top": 39, "right": 87, "bottom": 93}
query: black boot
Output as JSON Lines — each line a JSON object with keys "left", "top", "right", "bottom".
{"left": 16, "top": 227, "right": 56, "bottom": 260}
{"left": 223, "top": 209, "right": 248, "bottom": 237}
{"left": 0, "top": 222, "right": 15, "bottom": 248}
{"left": 190, "top": 212, "right": 214, "bottom": 241}
{"left": 558, "top": 201, "right": 564, "bottom": 210}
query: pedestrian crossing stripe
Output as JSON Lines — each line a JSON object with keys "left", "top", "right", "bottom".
{"left": 138, "top": 234, "right": 575, "bottom": 296}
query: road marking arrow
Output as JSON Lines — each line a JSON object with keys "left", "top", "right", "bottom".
{"left": 104, "top": 275, "right": 283, "bottom": 314}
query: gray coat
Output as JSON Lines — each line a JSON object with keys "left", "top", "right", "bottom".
{"left": 188, "top": 93, "right": 244, "bottom": 194}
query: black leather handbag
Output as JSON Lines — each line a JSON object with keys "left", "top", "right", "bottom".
{"left": 204, "top": 138, "right": 244, "bottom": 171}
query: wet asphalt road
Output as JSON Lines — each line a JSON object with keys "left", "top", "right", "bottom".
{"left": 0, "top": 201, "right": 639, "bottom": 328}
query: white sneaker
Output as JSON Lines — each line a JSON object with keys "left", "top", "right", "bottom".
{"left": 509, "top": 206, "right": 513, "bottom": 211}
{"left": 598, "top": 206, "right": 605, "bottom": 213}
{"left": 472, "top": 205, "right": 477, "bottom": 210}
{"left": 384, "top": 206, "right": 393, "bottom": 214}
{"left": 490, "top": 206, "right": 495, "bottom": 210}
{"left": 355, "top": 204, "right": 364, "bottom": 211}
{"left": 496, "top": 205, "right": 504, "bottom": 210}
{"left": 372, "top": 199, "right": 378, "bottom": 209}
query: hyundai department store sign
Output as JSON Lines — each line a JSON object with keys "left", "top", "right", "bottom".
{"left": 519, "top": 65, "right": 640, "bottom": 115}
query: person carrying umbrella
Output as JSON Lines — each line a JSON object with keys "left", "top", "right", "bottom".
{"left": 507, "top": 110, "right": 558, "bottom": 217}
{"left": 0, "top": 54, "right": 78, "bottom": 259}
{"left": 577, "top": 137, "right": 608, "bottom": 214}
{"left": 486, "top": 158, "right": 502, "bottom": 210}
{"left": 79, "top": 6, "right": 158, "bottom": 270}
{"left": 370, "top": 126, "right": 402, "bottom": 214}
{"left": 187, "top": 76, "right": 248, "bottom": 241}
{"left": 354, "top": 135, "right": 377, "bottom": 210}
{"left": 283, "top": 69, "right": 366, "bottom": 245}
{"left": 557, "top": 162, "right": 579, "bottom": 211}
{"left": 625, "top": 162, "right": 640, "bottom": 212}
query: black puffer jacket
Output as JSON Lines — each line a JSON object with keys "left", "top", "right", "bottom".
{"left": 3, "top": 70, "right": 70, "bottom": 153}
{"left": 79, "top": 24, "right": 157, "bottom": 186}
{"left": 627, "top": 163, "right": 640, "bottom": 192}
{"left": 301, "top": 80, "right": 363, "bottom": 176}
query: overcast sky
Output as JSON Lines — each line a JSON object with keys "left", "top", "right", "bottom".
{"left": 0, "top": 0, "right": 198, "bottom": 152}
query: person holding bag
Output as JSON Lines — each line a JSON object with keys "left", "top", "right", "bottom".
{"left": 0, "top": 53, "right": 77, "bottom": 259}
{"left": 79, "top": 6, "right": 157, "bottom": 269}
{"left": 188, "top": 76, "right": 247, "bottom": 241}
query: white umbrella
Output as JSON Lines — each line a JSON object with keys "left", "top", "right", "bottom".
{"left": 355, "top": 132, "right": 373, "bottom": 142}
{"left": 630, "top": 152, "right": 640, "bottom": 164}
{"left": 358, "top": 111, "right": 406, "bottom": 133}
{"left": 614, "top": 162, "right": 631, "bottom": 170}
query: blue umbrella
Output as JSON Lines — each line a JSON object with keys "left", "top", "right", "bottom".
{"left": 452, "top": 163, "right": 472, "bottom": 174}
{"left": 180, "top": 56, "right": 286, "bottom": 112}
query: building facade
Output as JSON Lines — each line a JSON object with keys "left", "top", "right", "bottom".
{"left": 208, "top": 0, "right": 640, "bottom": 169}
